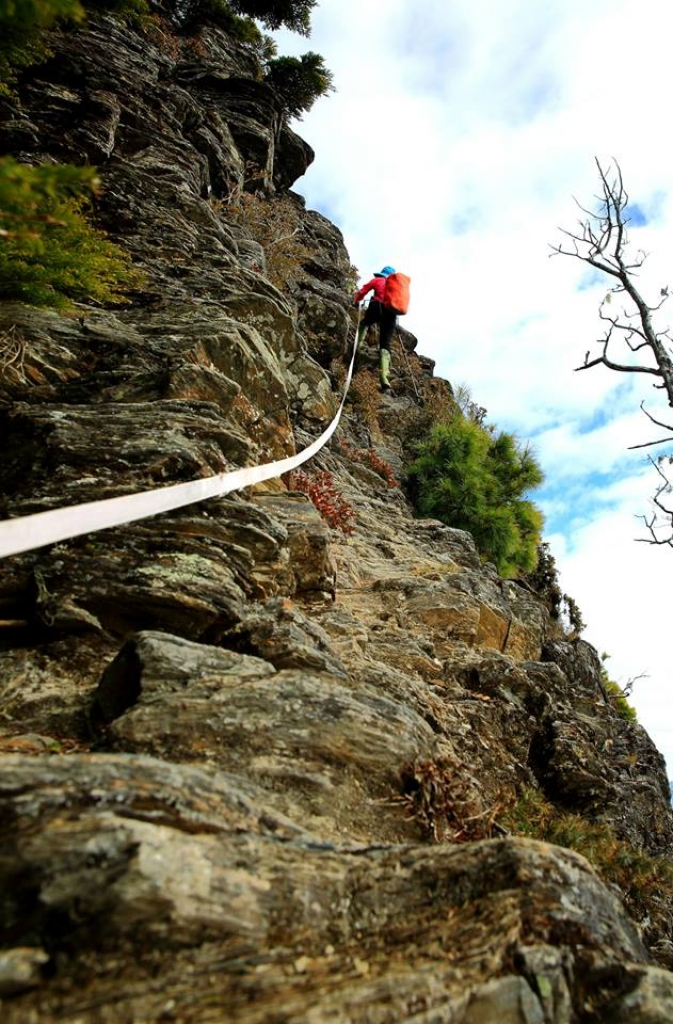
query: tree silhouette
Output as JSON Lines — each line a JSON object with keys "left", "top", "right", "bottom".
{"left": 551, "top": 159, "right": 673, "bottom": 546}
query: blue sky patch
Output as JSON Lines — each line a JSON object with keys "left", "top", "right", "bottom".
{"left": 628, "top": 190, "right": 667, "bottom": 227}
{"left": 577, "top": 267, "right": 605, "bottom": 291}
{"left": 449, "top": 207, "right": 480, "bottom": 235}
{"left": 394, "top": 12, "right": 466, "bottom": 94}
{"left": 504, "top": 71, "right": 561, "bottom": 125}
{"left": 538, "top": 464, "right": 632, "bottom": 536}
{"left": 576, "top": 404, "right": 614, "bottom": 436}
{"left": 628, "top": 203, "right": 648, "bottom": 227}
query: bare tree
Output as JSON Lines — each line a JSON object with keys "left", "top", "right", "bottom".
{"left": 550, "top": 158, "right": 673, "bottom": 546}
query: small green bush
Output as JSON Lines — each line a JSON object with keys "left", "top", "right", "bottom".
{"left": 502, "top": 787, "right": 673, "bottom": 928}
{"left": 406, "top": 416, "right": 544, "bottom": 577}
{"left": 88, "top": 0, "right": 147, "bottom": 10}
{"left": 264, "top": 51, "right": 334, "bottom": 119}
{"left": 601, "top": 653, "right": 638, "bottom": 722}
{"left": 0, "top": 158, "right": 143, "bottom": 308}
{"left": 0, "top": 0, "right": 84, "bottom": 90}
{"left": 167, "top": 0, "right": 261, "bottom": 41}
{"left": 229, "top": 0, "right": 315, "bottom": 35}
{"left": 523, "top": 541, "right": 585, "bottom": 634}
{"left": 164, "top": 0, "right": 314, "bottom": 39}
{"left": 0, "top": 0, "right": 148, "bottom": 90}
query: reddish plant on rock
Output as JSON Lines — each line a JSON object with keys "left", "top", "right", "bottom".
{"left": 364, "top": 448, "right": 399, "bottom": 488}
{"left": 288, "top": 469, "right": 355, "bottom": 534}
{"left": 400, "top": 756, "right": 501, "bottom": 844}
{"left": 338, "top": 438, "right": 399, "bottom": 488}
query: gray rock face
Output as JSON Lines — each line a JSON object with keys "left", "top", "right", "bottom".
{"left": 0, "top": 752, "right": 663, "bottom": 1023}
{"left": 1, "top": 8, "right": 673, "bottom": 1023}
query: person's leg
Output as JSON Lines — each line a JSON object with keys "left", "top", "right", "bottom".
{"left": 379, "top": 306, "right": 397, "bottom": 350}
{"left": 359, "top": 300, "right": 382, "bottom": 345}
{"left": 378, "top": 307, "right": 397, "bottom": 388}
{"left": 379, "top": 348, "right": 391, "bottom": 389}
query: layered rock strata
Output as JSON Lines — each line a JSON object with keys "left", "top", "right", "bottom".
{"left": 1, "top": 9, "right": 673, "bottom": 1021}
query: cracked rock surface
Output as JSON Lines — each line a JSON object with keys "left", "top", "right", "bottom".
{"left": 1, "top": 6, "right": 673, "bottom": 1021}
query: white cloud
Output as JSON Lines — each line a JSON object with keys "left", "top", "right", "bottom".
{"left": 548, "top": 508, "right": 673, "bottom": 772}
{"left": 275, "top": 0, "right": 673, "bottom": 774}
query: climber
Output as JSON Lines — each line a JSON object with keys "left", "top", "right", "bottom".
{"left": 352, "top": 265, "right": 397, "bottom": 391}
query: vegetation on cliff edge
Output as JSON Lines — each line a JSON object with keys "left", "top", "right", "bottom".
{"left": 0, "top": 0, "right": 330, "bottom": 310}
{"left": 503, "top": 786, "right": 672, "bottom": 940}
{"left": 0, "top": 159, "right": 143, "bottom": 308}
{"left": 406, "top": 415, "right": 545, "bottom": 577}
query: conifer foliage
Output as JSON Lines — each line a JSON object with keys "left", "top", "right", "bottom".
{"left": 229, "top": 0, "right": 316, "bottom": 34}
{"left": 0, "top": 0, "right": 146, "bottom": 90}
{"left": 0, "top": 159, "right": 142, "bottom": 308}
{"left": 406, "top": 416, "right": 544, "bottom": 577}
{"left": 0, "top": 0, "right": 84, "bottom": 90}
{"left": 162, "top": 0, "right": 314, "bottom": 40}
{"left": 522, "top": 541, "right": 585, "bottom": 633}
{"left": 264, "top": 52, "right": 334, "bottom": 119}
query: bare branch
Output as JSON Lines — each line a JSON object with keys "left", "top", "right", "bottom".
{"left": 627, "top": 437, "right": 673, "bottom": 451}
{"left": 574, "top": 353, "right": 661, "bottom": 376}
{"left": 634, "top": 457, "right": 673, "bottom": 544}
{"left": 638, "top": 403, "right": 673, "bottom": 432}
{"left": 556, "top": 159, "right": 673, "bottom": 546}
{"left": 621, "top": 672, "right": 649, "bottom": 699}
{"left": 627, "top": 338, "right": 652, "bottom": 353}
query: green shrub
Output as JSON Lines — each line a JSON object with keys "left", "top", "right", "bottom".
{"left": 82, "top": 0, "right": 148, "bottom": 15}
{"left": 522, "top": 541, "right": 585, "bottom": 634}
{"left": 0, "top": 0, "right": 149, "bottom": 90}
{"left": 167, "top": 0, "right": 260, "bottom": 40}
{"left": 0, "top": 0, "right": 84, "bottom": 89}
{"left": 0, "top": 0, "right": 82, "bottom": 26}
{"left": 0, "top": 158, "right": 143, "bottom": 308}
{"left": 406, "top": 416, "right": 544, "bottom": 577}
{"left": 164, "top": 0, "right": 314, "bottom": 38}
{"left": 452, "top": 381, "right": 488, "bottom": 426}
{"left": 600, "top": 653, "right": 638, "bottom": 722}
{"left": 229, "top": 0, "right": 315, "bottom": 35}
{"left": 502, "top": 787, "right": 673, "bottom": 929}
{"left": 264, "top": 52, "right": 334, "bottom": 119}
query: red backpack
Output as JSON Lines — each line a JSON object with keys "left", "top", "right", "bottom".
{"left": 383, "top": 272, "right": 410, "bottom": 315}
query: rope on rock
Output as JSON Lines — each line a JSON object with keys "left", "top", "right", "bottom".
{"left": 0, "top": 310, "right": 362, "bottom": 559}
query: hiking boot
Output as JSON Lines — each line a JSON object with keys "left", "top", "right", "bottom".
{"left": 379, "top": 348, "right": 392, "bottom": 389}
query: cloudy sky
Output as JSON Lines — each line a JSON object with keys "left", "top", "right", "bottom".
{"left": 273, "top": 0, "right": 673, "bottom": 774}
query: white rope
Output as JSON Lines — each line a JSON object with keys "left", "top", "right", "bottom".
{"left": 0, "top": 312, "right": 361, "bottom": 559}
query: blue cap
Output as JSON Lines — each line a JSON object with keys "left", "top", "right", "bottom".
{"left": 374, "top": 265, "right": 395, "bottom": 277}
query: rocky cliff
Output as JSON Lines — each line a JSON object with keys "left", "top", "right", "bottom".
{"left": 2, "top": 9, "right": 673, "bottom": 1022}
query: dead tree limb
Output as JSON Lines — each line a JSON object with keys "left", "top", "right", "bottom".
{"left": 636, "top": 457, "right": 673, "bottom": 547}
{"left": 552, "top": 159, "right": 673, "bottom": 545}
{"left": 551, "top": 158, "right": 673, "bottom": 405}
